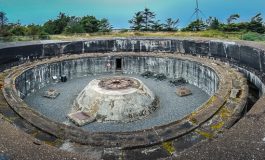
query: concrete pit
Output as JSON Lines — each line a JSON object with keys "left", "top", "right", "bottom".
{"left": 13, "top": 54, "right": 218, "bottom": 133}
{"left": 0, "top": 38, "right": 264, "bottom": 160}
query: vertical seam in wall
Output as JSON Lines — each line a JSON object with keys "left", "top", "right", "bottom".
{"left": 259, "top": 50, "right": 263, "bottom": 72}
{"left": 208, "top": 41, "right": 211, "bottom": 57}
{"left": 42, "top": 44, "right": 45, "bottom": 57}
{"left": 239, "top": 45, "right": 241, "bottom": 62}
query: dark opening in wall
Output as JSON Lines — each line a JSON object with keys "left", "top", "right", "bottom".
{"left": 244, "top": 80, "right": 260, "bottom": 114}
{"left": 116, "top": 58, "right": 122, "bottom": 70}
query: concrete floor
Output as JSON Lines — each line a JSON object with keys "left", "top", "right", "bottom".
{"left": 24, "top": 74, "right": 209, "bottom": 132}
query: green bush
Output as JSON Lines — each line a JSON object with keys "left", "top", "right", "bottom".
{"left": 38, "top": 32, "right": 50, "bottom": 40}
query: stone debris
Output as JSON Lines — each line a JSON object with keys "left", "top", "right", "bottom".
{"left": 176, "top": 87, "right": 192, "bottom": 97}
{"left": 67, "top": 111, "right": 96, "bottom": 126}
{"left": 52, "top": 76, "right": 59, "bottom": 83}
{"left": 230, "top": 89, "right": 240, "bottom": 99}
{"left": 169, "top": 78, "right": 187, "bottom": 86}
{"left": 154, "top": 73, "right": 167, "bottom": 81}
{"left": 43, "top": 89, "right": 60, "bottom": 99}
{"left": 141, "top": 71, "right": 167, "bottom": 81}
{"left": 141, "top": 71, "right": 154, "bottom": 78}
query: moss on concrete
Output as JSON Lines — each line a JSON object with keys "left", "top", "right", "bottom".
{"left": 211, "top": 121, "right": 224, "bottom": 130}
{"left": 220, "top": 107, "right": 232, "bottom": 120}
{"left": 162, "top": 141, "right": 176, "bottom": 155}
{"left": 190, "top": 117, "right": 198, "bottom": 124}
{"left": 195, "top": 130, "right": 214, "bottom": 139}
{"left": 204, "top": 95, "right": 217, "bottom": 108}
{"left": 44, "top": 138, "right": 64, "bottom": 147}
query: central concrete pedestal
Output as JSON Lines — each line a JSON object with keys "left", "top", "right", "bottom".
{"left": 68, "top": 76, "right": 159, "bottom": 126}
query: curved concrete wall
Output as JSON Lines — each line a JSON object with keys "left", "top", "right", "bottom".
{"left": 15, "top": 56, "right": 218, "bottom": 99}
{"left": 0, "top": 38, "right": 264, "bottom": 70}
{"left": 1, "top": 38, "right": 264, "bottom": 92}
{"left": 122, "top": 56, "right": 218, "bottom": 95}
{"left": 2, "top": 52, "right": 248, "bottom": 148}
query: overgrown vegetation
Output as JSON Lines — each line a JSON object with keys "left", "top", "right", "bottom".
{"left": 1, "top": 8, "right": 265, "bottom": 42}
{"left": 182, "top": 13, "right": 265, "bottom": 35}
{"left": 0, "top": 11, "right": 112, "bottom": 39}
{"left": 241, "top": 32, "right": 265, "bottom": 41}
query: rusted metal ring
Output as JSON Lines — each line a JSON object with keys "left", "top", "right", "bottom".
{"left": 98, "top": 77, "right": 140, "bottom": 90}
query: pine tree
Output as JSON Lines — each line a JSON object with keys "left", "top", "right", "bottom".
{"left": 129, "top": 8, "right": 156, "bottom": 31}
{"left": 163, "top": 18, "right": 179, "bottom": 31}
{"left": 141, "top": 8, "right": 156, "bottom": 31}
{"left": 129, "top": 11, "right": 144, "bottom": 31}
{"left": 0, "top": 11, "right": 8, "bottom": 29}
{"left": 227, "top": 14, "right": 240, "bottom": 24}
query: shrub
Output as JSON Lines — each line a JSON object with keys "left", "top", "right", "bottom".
{"left": 39, "top": 32, "right": 50, "bottom": 40}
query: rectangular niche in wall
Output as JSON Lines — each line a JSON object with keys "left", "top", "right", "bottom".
{"left": 116, "top": 58, "right": 122, "bottom": 71}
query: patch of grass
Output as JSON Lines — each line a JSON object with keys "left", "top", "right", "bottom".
{"left": 0, "top": 35, "right": 50, "bottom": 42}
{"left": 162, "top": 141, "right": 176, "bottom": 155}
{"left": 1, "top": 114, "right": 18, "bottom": 124}
{"left": 211, "top": 121, "right": 224, "bottom": 130}
{"left": 242, "top": 32, "right": 265, "bottom": 41}
{"left": 44, "top": 138, "right": 63, "bottom": 147}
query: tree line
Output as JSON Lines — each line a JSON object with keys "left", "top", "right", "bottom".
{"left": 0, "top": 8, "right": 265, "bottom": 38}
{"left": 0, "top": 12, "right": 112, "bottom": 38}
{"left": 129, "top": 8, "right": 265, "bottom": 34}
{"left": 182, "top": 13, "right": 265, "bottom": 34}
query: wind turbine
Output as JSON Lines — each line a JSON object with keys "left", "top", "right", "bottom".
{"left": 190, "top": 0, "right": 206, "bottom": 21}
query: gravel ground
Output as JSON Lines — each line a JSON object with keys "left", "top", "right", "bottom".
{"left": 24, "top": 74, "right": 209, "bottom": 132}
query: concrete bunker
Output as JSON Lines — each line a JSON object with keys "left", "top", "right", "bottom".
{"left": 13, "top": 54, "right": 218, "bottom": 131}
{"left": 1, "top": 38, "right": 263, "bottom": 158}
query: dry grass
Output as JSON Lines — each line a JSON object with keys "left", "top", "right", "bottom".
{"left": 49, "top": 30, "right": 244, "bottom": 41}
{"left": 3, "top": 30, "right": 264, "bottom": 43}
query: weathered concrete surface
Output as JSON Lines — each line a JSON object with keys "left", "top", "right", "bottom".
{"left": 14, "top": 55, "right": 218, "bottom": 99}
{"left": 2, "top": 53, "right": 247, "bottom": 150}
{"left": 71, "top": 77, "right": 158, "bottom": 123}
{"left": 0, "top": 115, "right": 90, "bottom": 160}
{"left": 0, "top": 38, "right": 264, "bottom": 159}
{"left": 1, "top": 38, "right": 265, "bottom": 74}
{"left": 176, "top": 96, "right": 265, "bottom": 160}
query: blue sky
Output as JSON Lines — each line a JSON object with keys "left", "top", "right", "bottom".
{"left": 0, "top": 0, "right": 264, "bottom": 28}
